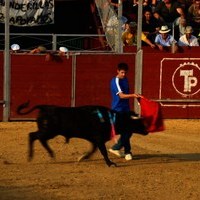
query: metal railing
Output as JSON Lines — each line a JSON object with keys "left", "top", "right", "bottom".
{"left": 95, "top": 0, "right": 123, "bottom": 52}
{"left": 0, "top": 33, "right": 111, "bottom": 52}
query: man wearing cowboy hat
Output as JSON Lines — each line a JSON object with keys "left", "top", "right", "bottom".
{"left": 178, "top": 26, "right": 199, "bottom": 46}
{"left": 155, "top": 25, "right": 178, "bottom": 52}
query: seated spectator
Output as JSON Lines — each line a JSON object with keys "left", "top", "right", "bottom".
{"left": 187, "top": 0, "right": 200, "bottom": 37}
{"left": 122, "top": 22, "right": 131, "bottom": 33}
{"left": 153, "top": 0, "right": 185, "bottom": 28}
{"left": 174, "top": 17, "right": 187, "bottom": 40}
{"left": 177, "top": 0, "right": 193, "bottom": 14}
{"left": 155, "top": 25, "right": 178, "bottom": 52}
{"left": 142, "top": 10, "right": 161, "bottom": 43}
{"left": 178, "top": 26, "right": 199, "bottom": 46}
{"left": 122, "top": 22, "right": 156, "bottom": 48}
{"left": 29, "top": 46, "right": 47, "bottom": 54}
{"left": 132, "top": 0, "right": 154, "bottom": 19}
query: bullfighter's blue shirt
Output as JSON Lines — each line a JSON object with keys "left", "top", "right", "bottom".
{"left": 110, "top": 76, "right": 130, "bottom": 112}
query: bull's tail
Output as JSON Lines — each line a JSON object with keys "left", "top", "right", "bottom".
{"left": 17, "top": 101, "right": 43, "bottom": 115}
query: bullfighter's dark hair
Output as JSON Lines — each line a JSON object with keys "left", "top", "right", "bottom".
{"left": 117, "top": 62, "right": 129, "bottom": 71}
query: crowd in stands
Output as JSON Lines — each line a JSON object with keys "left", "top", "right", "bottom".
{"left": 108, "top": 0, "right": 200, "bottom": 50}
{"left": 10, "top": 0, "right": 200, "bottom": 52}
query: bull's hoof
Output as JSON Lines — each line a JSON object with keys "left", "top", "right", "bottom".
{"left": 65, "top": 138, "right": 70, "bottom": 143}
{"left": 27, "top": 156, "right": 33, "bottom": 162}
{"left": 78, "top": 152, "right": 90, "bottom": 162}
{"left": 50, "top": 155, "right": 55, "bottom": 159}
{"left": 49, "top": 152, "right": 55, "bottom": 158}
{"left": 108, "top": 162, "right": 117, "bottom": 167}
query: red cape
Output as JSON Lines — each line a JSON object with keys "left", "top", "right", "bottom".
{"left": 139, "top": 97, "right": 165, "bottom": 132}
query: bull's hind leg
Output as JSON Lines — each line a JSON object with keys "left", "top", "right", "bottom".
{"left": 78, "top": 143, "right": 97, "bottom": 162}
{"left": 39, "top": 137, "right": 55, "bottom": 159}
{"left": 28, "top": 131, "right": 39, "bottom": 161}
{"left": 97, "top": 143, "right": 117, "bottom": 167}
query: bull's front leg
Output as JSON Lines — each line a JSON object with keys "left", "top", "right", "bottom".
{"left": 29, "top": 131, "right": 55, "bottom": 160}
{"left": 97, "top": 142, "right": 117, "bottom": 167}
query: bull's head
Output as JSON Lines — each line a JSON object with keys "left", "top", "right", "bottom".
{"left": 114, "top": 111, "right": 148, "bottom": 136}
{"left": 129, "top": 115, "right": 149, "bottom": 136}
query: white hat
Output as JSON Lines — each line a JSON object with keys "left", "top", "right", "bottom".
{"left": 11, "top": 44, "right": 20, "bottom": 51}
{"left": 59, "top": 47, "right": 68, "bottom": 53}
{"left": 185, "top": 26, "right": 193, "bottom": 34}
{"left": 159, "top": 25, "right": 171, "bottom": 34}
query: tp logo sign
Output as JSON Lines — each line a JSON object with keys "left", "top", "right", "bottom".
{"left": 172, "top": 62, "right": 200, "bottom": 97}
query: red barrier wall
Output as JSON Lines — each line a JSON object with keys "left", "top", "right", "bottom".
{"left": 142, "top": 48, "right": 200, "bottom": 118}
{"left": 9, "top": 54, "right": 73, "bottom": 119}
{"left": 0, "top": 47, "right": 200, "bottom": 120}
{"left": 0, "top": 53, "right": 136, "bottom": 120}
{"left": 75, "top": 54, "right": 136, "bottom": 107}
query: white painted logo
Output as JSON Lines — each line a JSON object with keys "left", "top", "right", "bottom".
{"left": 172, "top": 62, "right": 200, "bottom": 97}
{"left": 180, "top": 69, "right": 198, "bottom": 92}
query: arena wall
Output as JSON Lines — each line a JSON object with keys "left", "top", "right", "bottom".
{"left": 0, "top": 47, "right": 200, "bottom": 120}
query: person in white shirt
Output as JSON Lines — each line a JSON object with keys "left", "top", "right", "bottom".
{"left": 178, "top": 26, "right": 199, "bottom": 46}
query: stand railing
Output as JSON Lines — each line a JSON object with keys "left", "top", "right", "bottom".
{"left": 95, "top": 0, "right": 123, "bottom": 52}
{"left": 0, "top": 33, "right": 109, "bottom": 51}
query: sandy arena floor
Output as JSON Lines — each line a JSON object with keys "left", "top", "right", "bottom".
{"left": 0, "top": 120, "right": 200, "bottom": 200}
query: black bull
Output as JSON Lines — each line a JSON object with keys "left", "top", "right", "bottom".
{"left": 17, "top": 102, "right": 148, "bottom": 167}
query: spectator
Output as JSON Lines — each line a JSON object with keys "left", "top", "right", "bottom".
{"left": 178, "top": 26, "right": 199, "bottom": 46}
{"left": 155, "top": 25, "right": 178, "bottom": 52}
{"left": 122, "top": 22, "right": 131, "bottom": 33}
{"left": 174, "top": 17, "right": 187, "bottom": 40}
{"left": 133, "top": 0, "right": 154, "bottom": 20}
{"left": 177, "top": 0, "right": 193, "bottom": 14}
{"left": 58, "top": 47, "right": 69, "bottom": 56}
{"left": 142, "top": 10, "right": 161, "bottom": 43}
{"left": 10, "top": 44, "right": 20, "bottom": 53}
{"left": 154, "top": 0, "right": 185, "bottom": 28}
{"left": 45, "top": 47, "right": 69, "bottom": 62}
{"left": 122, "top": 22, "right": 156, "bottom": 48}
{"left": 29, "top": 46, "right": 47, "bottom": 54}
{"left": 187, "top": 0, "right": 200, "bottom": 37}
